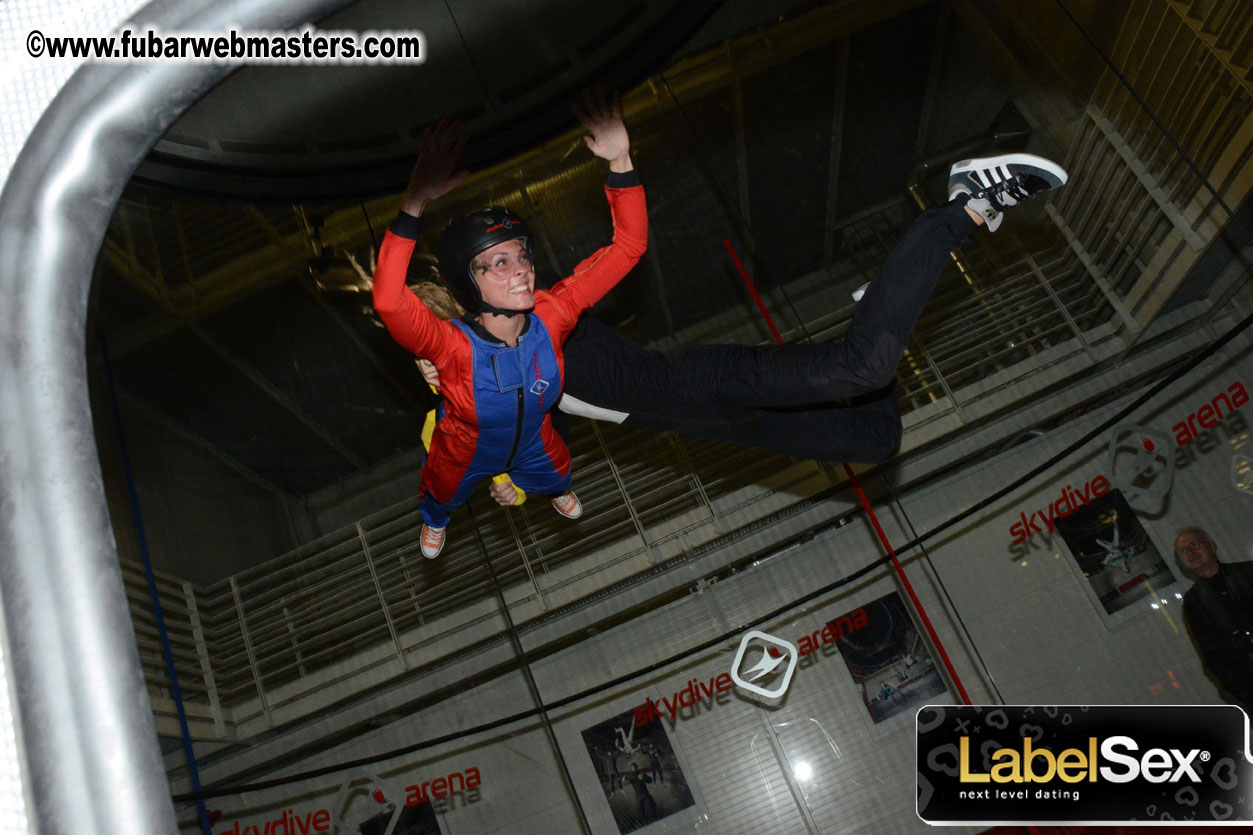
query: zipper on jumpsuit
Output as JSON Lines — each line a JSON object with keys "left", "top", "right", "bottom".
{"left": 504, "top": 388, "right": 524, "bottom": 470}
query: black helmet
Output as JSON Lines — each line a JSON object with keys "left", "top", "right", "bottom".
{"left": 436, "top": 207, "right": 532, "bottom": 314}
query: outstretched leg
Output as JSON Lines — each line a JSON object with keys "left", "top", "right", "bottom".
{"left": 558, "top": 316, "right": 903, "bottom": 462}
{"left": 623, "top": 384, "right": 903, "bottom": 464}
{"left": 695, "top": 152, "right": 1067, "bottom": 407}
{"left": 679, "top": 198, "right": 978, "bottom": 408}
{"left": 556, "top": 153, "right": 1067, "bottom": 461}
{"left": 557, "top": 195, "right": 972, "bottom": 422}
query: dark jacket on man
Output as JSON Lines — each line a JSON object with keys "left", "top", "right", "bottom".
{"left": 1183, "top": 560, "right": 1253, "bottom": 708}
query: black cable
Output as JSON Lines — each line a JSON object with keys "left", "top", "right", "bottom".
{"left": 441, "top": 0, "right": 493, "bottom": 116}
{"left": 177, "top": 530, "right": 897, "bottom": 803}
{"left": 185, "top": 225, "right": 1253, "bottom": 810}
{"left": 906, "top": 304, "right": 1253, "bottom": 556}
{"left": 465, "top": 499, "right": 592, "bottom": 835}
{"left": 177, "top": 303, "right": 1253, "bottom": 804}
{"left": 360, "top": 198, "right": 378, "bottom": 251}
{"left": 875, "top": 469, "right": 1006, "bottom": 705}
{"left": 1051, "top": 0, "right": 1252, "bottom": 245}
{"left": 656, "top": 75, "right": 816, "bottom": 344}
{"left": 902, "top": 0, "right": 1253, "bottom": 577}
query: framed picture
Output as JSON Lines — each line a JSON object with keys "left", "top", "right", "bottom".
{"left": 831, "top": 591, "right": 947, "bottom": 725}
{"left": 579, "top": 700, "right": 700, "bottom": 834}
{"left": 1054, "top": 487, "right": 1178, "bottom": 626}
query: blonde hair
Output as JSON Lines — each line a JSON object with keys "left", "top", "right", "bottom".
{"left": 348, "top": 248, "right": 468, "bottom": 320}
{"left": 409, "top": 280, "right": 466, "bottom": 320}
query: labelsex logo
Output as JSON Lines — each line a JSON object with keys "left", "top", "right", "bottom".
{"left": 960, "top": 736, "right": 1205, "bottom": 784}
{"left": 730, "top": 630, "right": 798, "bottom": 699}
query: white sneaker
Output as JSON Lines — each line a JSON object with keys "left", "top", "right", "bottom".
{"left": 947, "top": 152, "right": 1068, "bottom": 232}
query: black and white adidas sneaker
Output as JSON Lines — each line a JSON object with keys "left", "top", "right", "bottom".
{"left": 947, "top": 153, "right": 1068, "bottom": 232}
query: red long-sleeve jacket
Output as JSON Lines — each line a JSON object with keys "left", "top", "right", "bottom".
{"left": 373, "top": 181, "right": 647, "bottom": 514}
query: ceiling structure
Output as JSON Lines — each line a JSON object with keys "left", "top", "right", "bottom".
{"left": 135, "top": 0, "right": 781, "bottom": 199}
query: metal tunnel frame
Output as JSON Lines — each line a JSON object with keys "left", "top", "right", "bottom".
{"left": 0, "top": 1, "right": 344, "bottom": 831}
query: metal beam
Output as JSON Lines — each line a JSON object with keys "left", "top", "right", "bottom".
{"left": 1044, "top": 203, "right": 1143, "bottom": 334}
{"left": 1165, "top": 0, "right": 1253, "bottom": 100}
{"left": 116, "top": 390, "right": 291, "bottom": 499}
{"left": 104, "top": 259, "right": 369, "bottom": 474}
{"left": 732, "top": 76, "right": 753, "bottom": 277}
{"left": 105, "top": 201, "right": 345, "bottom": 357}
{"left": 102, "top": 233, "right": 371, "bottom": 472}
{"left": 298, "top": 279, "right": 432, "bottom": 416}
{"left": 1087, "top": 105, "right": 1206, "bottom": 251}
{"left": 822, "top": 39, "right": 850, "bottom": 269}
{"left": 946, "top": 0, "right": 1076, "bottom": 149}
{"left": 104, "top": 0, "right": 934, "bottom": 362}
{"left": 913, "top": 5, "right": 951, "bottom": 158}
{"left": 186, "top": 322, "right": 368, "bottom": 470}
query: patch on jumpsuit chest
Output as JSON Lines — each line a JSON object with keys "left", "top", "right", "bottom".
{"left": 474, "top": 341, "right": 560, "bottom": 433}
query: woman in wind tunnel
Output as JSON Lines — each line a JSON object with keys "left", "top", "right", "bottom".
{"left": 415, "top": 148, "right": 1069, "bottom": 496}
{"left": 371, "top": 90, "right": 646, "bottom": 559}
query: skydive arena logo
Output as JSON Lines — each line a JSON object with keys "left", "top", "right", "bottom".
{"left": 917, "top": 705, "right": 1253, "bottom": 824}
{"left": 1107, "top": 423, "right": 1175, "bottom": 513}
{"left": 730, "top": 630, "right": 798, "bottom": 700}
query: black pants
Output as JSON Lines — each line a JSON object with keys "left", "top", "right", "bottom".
{"left": 559, "top": 199, "right": 977, "bottom": 463}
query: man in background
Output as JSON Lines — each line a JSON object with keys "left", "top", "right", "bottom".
{"left": 1176, "top": 528, "right": 1253, "bottom": 709}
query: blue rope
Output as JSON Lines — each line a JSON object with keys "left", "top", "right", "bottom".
{"left": 99, "top": 335, "right": 213, "bottom": 835}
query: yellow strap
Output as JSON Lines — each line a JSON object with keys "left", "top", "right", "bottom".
{"left": 420, "top": 409, "right": 436, "bottom": 452}
{"left": 492, "top": 474, "right": 527, "bottom": 506}
{"left": 420, "top": 382, "right": 440, "bottom": 452}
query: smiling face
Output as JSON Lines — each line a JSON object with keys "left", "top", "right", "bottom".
{"left": 1175, "top": 529, "right": 1219, "bottom": 578}
{"left": 471, "top": 238, "right": 534, "bottom": 313}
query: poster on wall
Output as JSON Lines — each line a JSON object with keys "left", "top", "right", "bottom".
{"left": 580, "top": 705, "right": 697, "bottom": 834}
{"left": 832, "top": 591, "right": 947, "bottom": 724}
{"left": 1054, "top": 487, "right": 1176, "bottom": 621}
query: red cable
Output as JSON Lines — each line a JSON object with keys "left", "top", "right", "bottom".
{"left": 723, "top": 239, "right": 972, "bottom": 705}
{"left": 722, "top": 240, "right": 784, "bottom": 344}
{"left": 840, "top": 462, "right": 971, "bottom": 704}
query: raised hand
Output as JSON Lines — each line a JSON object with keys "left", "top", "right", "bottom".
{"left": 401, "top": 119, "right": 470, "bottom": 216}
{"left": 572, "top": 88, "right": 632, "bottom": 172}
{"left": 489, "top": 475, "right": 522, "bottom": 507}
